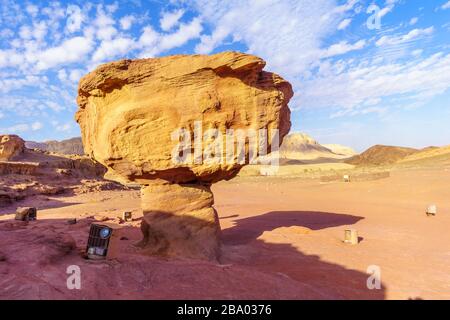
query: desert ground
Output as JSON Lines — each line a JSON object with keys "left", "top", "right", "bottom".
{"left": 1, "top": 164, "right": 449, "bottom": 300}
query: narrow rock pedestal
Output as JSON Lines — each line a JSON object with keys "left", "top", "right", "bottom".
{"left": 139, "top": 181, "right": 221, "bottom": 261}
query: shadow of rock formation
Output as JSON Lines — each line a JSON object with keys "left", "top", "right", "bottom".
{"left": 220, "top": 210, "right": 385, "bottom": 299}
{"left": 221, "top": 210, "right": 363, "bottom": 245}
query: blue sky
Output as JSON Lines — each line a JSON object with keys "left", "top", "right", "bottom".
{"left": 0, "top": 0, "right": 449, "bottom": 151}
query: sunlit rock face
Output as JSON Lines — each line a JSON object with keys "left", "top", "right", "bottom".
{"left": 76, "top": 52, "right": 293, "bottom": 260}
{"left": 0, "top": 135, "right": 25, "bottom": 161}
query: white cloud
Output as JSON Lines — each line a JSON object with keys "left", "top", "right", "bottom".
{"left": 0, "top": 75, "right": 47, "bottom": 93}
{"left": 158, "top": 18, "right": 203, "bottom": 52}
{"left": 32, "top": 21, "right": 48, "bottom": 41}
{"left": 36, "top": 36, "right": 94, "bottom": 70}
{"left": 26, "top": 4, "right": 39, "bottom": 17}
{"left": 106, "top": 3, "right": 119, "bottom": 14}
{"left": 66, "top": 5, "right": 84, "bottom": 33}
{"left": 120, "top": 15, "right": 135, "bottom": 30}
{"left": 69, "top": 69, "right": 84, "bottom": 83}
{"left": 94, "top": 7, "right": 117, "bottom": 40}
{"left": 139, "top": 18, "right": 203, "bottom": 57}
{"left": 373, "top": 0, "right": 400, "bottom": 21}
{"left": 0, "top": 96, "right": 45, "bottom": 117}
{"left": 337, "top": 18, "right": 352, "bottom": 30}
{"left": 322, "top": 40, "right": 366, "bottom": 58}
{"left": 0, "top": 28, "right": 14, "bottom": 38}
{"left": 92, "top": 37, "right": 136, "bottom": 63}
{"left": 139, "top": 26, "right": 159, "bottom": 48}
{"left": 190, "top": 0, "right": 343, "bottom": 78}
{"left": 31, "top": 121, "right": 43, "bottom": 131}
{"left": 58, "top": 69, "right": 68, "bottom": 82}
{"left": 299, "top": 52, "right": 450, "bottom": 115}
{"left": 412, "top": 49, "right": 423, "bottom": 57}
{"left": 442, "top": 1, "right": 450, "bottom": 10}
{"left": 0, "top": 50, "right": 7, "bottom": 68}
{"left": 379, "top": 6, "right": 393, "bottom": 18}
{"left": 47, "top": 101, "right": 63, "bottom": 112}
{"left": 53, "top": 121, "right": 74, "bottom": 132}
{"left": 160, "top": 9, "right": 185, "bottom": 31}
{"left": 19, "top": 25, "right": 32, "bottom": 39}
{"left": 376, "top": 27, "right": 434, "bottom": 47}
{"left": 409, "top": 17, "right": 418, "bottom": 25}
{"left": 1, "top": 123, "right": 30, "bottom": 133}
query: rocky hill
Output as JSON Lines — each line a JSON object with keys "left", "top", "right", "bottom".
{"left": 345, "top": 145, "right": 418, "bottom": 166}
{"left": 26, "top": 137, "right": 84, "bottom": 155}
{"left": 280, "top": 133, "right": 356, "bottom": 161}
{"left": 322, "top": 144, "right": 357, "bottom": 158}
{"left": 1, "top": 135, "right": 125, "bottom": 207}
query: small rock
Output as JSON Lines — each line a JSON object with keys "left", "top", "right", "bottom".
{"left": 67, "top": 218, "right": 77, "bottom": 225}
{"left": 426, "top": 204, "right": 437, "bottom": 216}
{"left": 122, "top": 211, "right": 133, "bottom": 222}
{"left": 15, "top": 207, "right": 37, "bottom": 221}
{"left": 94, "top": 215, "right": 109, "bottom": 222}
{"left": 112, "top": 217, "right": 124, "bottom": 224}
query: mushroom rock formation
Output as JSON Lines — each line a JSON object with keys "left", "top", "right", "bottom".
{"left": 0, "top": 135, "right": 25, "bottom": 161}
{"left": 76, "top": 52, "right": 293, "bottom": 260}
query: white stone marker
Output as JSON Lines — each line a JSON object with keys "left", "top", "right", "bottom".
{"left": 344, "top": 229, "right": 359, "bottom": 245}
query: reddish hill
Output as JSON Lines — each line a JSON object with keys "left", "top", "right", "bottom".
{"left": 345, "top": 145, "right": 418, "bottom": 166}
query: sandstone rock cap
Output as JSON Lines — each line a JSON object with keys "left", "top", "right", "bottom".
{"left": 76, "top": 52, "right": 293, "bottom": 184}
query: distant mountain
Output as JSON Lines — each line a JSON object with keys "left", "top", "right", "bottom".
{"left": 279, "top": 133, "right": 356, "bottom": 161}
{"left": 25, "top": 133, "right": 357, "bottom": 160}
{"left": 26, "top": 137, "right": 84, "bottom": 155}
{"left": 24, "top": 141, "right": 47, "bottom": 150}
{"left": 345, "top": 145, "right": 418, "bottom": 166}
{"left": 322, "top": 144, "right": 357, "bottom": 158}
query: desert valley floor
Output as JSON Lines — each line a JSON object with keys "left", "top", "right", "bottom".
{"left": 1, "top": 167, "right": 449, "bottom": 300}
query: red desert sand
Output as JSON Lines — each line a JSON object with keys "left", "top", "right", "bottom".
{"left": 1, "top": 166, "right": 449, "bottom": 300}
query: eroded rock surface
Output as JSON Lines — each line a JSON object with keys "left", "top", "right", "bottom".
{"left": 139, "top": 181, "right": 220, "bottom": 260}
{"left": 0, "top": 147, "right": 123, "bottom": 207}
{"left": 76, "top": 52, "right": 293, "bottom": 260}
{"left": 0, "top": 135, "right": 25, "bottom": 161}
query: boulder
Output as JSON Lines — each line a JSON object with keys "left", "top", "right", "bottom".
{"left": 0, "top": 135, "right": 25, "bottom": 161}
{"left": 76, "top": 52, "right": 293, "bottom": 260}
{"left": 15, "top": 207, "right": 37, "bottom": 221}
